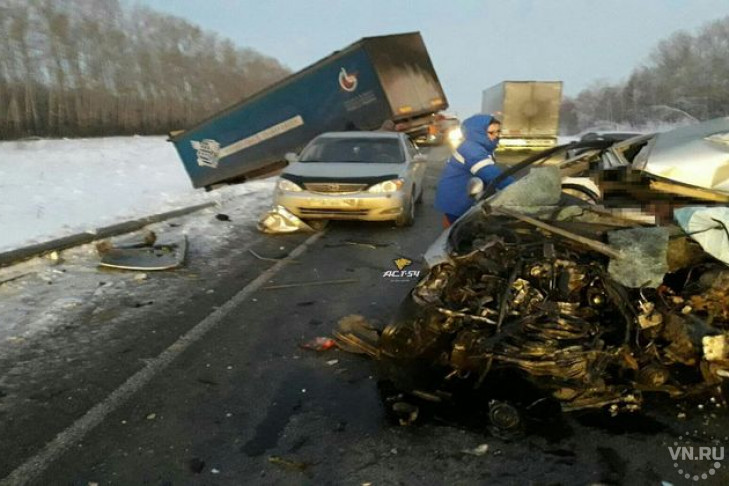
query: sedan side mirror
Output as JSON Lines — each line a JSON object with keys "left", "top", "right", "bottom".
{"left": 467, "top": 177, "right": 484, "bottom": 199}
{"left": 413, "top": 154, "right": 427, "bottom": 164}
{"left": 285, "top": 152, "right": 298, "bottom": 164}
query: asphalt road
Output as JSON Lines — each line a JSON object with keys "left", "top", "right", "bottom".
{"left": 2, "top": 146, "right": 729, "bottom": 486}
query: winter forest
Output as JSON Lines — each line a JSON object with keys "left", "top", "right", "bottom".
{"left": 0, "top": 0, "right": 290, "bottom": 139}
{"left": 561, "top": 15, "right": 729, "bottom": 133}
{"left": 1, "top": 1, "right": 728, "bottom": 139}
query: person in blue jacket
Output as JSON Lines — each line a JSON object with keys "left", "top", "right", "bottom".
{"left": 434, "top": 114, "right": 515, "bottom": 225}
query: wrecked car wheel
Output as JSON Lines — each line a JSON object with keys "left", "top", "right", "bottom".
{"left": 488, "top": 400, "right": 524, "bottom": 438}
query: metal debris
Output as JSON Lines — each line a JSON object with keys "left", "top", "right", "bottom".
{"left": 607, "top": 226, "right": 669, "bottom": 288}
{"left": 248, "top": 249, "right": 298, "bottom": 263}
{"left": 334, "top": 315, "right": 380, "bottom": 357}
{"left": 339, "top": 202, "right": 729, "bottom": 427}
{"left": 258, "top": 205, "right": 321, "bottom": 234}
{"left": 267, "top": 455, "right": 312, "bottom": 472}
{"left": 462, "top": 444, "right": 490, "bottom": 456}
{"left": 263, "top": 279, "right": 358, "bottom": 290}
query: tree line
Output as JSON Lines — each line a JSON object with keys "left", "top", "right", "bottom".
{"left": 0, "top": 0, "right": 290, "bottom": 139}
{"left": 561, "top": 15, "right": 729, "bottom": 134}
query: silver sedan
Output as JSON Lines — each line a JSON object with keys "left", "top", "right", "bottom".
{"left": 274, "top": 131, "right": 427, "bottom": 227}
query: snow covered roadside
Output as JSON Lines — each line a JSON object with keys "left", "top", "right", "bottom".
{"left": 0, "top": 136, "right": 275, "bottom": 252}
{"left": 0, "top": 135, "right": 282, "bottom": 347}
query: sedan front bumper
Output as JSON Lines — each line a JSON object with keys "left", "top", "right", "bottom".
{"left": 274, "top": 190, "right": 407, "bottom": 221}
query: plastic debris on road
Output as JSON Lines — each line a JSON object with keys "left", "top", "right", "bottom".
{"left": 300, "top": 336, "right": 337, "bottom": 351}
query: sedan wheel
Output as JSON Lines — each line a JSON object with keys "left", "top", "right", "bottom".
{"left": 395, "top": 192, "right": 416, "bottom": 227}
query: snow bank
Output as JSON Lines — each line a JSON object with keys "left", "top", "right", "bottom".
{"left": 0, "top": 136, "right": 275, "bottom": 252}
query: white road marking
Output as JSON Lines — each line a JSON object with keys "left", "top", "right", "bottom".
{"left": 1, "top": 231, "right": 325, "bottom": 486}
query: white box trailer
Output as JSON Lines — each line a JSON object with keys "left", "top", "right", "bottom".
{"left": 481, "top": 81, "right": 563, "bottom": 162}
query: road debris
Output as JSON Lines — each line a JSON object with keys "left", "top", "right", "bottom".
{"left": 258, "top": 206, "right": 321, "bottom": 234}
{"left": 267, "top": 455, "right": 311, "bottom": 472}
{"left": 462, "top": 443, "right": 490, "bottom": 456}
{"left": 345, "top": 240, "right": 391, "bottom": 249}
{"left": 248, "top": 249, "right": 297, "bottom": 263}
{"left": 391, "top": 401, "right": 419, "bottom": 425}
{"left": 97, "top": 234, "right": 187, "bottom": 271}
{"left": 263, "top": 279, "right": 358, "bottom": 290}
{"left": 300, "top": 337, "right": 337, "bottom": 352}
{"left": 334, "top": 314, "right": 379, "bottom": 357}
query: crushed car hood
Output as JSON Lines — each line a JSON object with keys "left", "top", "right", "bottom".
{"left": 633, "top": 117, "right": 729, "bottom": 194}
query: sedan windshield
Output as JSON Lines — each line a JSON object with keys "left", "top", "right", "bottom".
{"left": 299, "top": 137, "right": 404, "bottom": 163}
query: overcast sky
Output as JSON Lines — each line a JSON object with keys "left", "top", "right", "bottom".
{"left": 135, "top": 0, "right": 729, "bottom": 117}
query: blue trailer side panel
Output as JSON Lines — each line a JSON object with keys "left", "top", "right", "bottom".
{"left": 172, "top": 46, "right": 390, "bottom": 188}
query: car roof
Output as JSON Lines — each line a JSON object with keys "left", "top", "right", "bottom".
{"left": 316, "top": 131, "right": 403, "bottom": 140}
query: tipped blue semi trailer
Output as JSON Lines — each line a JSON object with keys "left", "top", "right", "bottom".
{"left": 170, "top": 32, "right": 448, "bottom": 189}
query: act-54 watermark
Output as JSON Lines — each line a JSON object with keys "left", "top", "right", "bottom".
{"left": 382, "top": 257, "right": 420, "bottom": 281}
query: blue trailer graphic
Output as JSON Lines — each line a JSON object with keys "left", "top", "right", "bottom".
{"left": 169, "top": 32, "right": 447, "bottom": 189}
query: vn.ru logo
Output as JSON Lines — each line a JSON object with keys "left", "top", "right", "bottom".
{"left": 383, "top": 257, "right": 420, "bottom": 279}
{"left": 668, "top": 430, "right": 727, "bottom": 483}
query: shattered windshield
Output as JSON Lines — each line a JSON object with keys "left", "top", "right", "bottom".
{"left": 299, "top": 137, "right": 405, "bottom": 163}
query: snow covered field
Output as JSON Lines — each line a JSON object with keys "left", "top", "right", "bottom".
{"left": 0, "top": 135, "right": 279, "bottom": 348}
{"left": 0, "top": 136, "right": 274, "bottom": 252}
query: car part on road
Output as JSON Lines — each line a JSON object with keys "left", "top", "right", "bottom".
{"left": 262, "top": 278, "right": 358, "bottom": 291}
{"left": 258, "top": 205, "right": 321, "bottom": 234}
{"left": 0, "top": 202, "right": 214, "bottom": 269}
{"left": 334, "top": 314, "right": 380, "bottom": 357}
{"left": 98, "top": 236, "right": 187, "bottom": 271}
{"left": 267, "top": 455, "right": 313, "bottom": 473}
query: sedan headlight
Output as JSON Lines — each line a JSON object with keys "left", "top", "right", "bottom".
{"left": 448, "top": 127, "right": 463, "bottom": 142}
{"left": 277, "top": 178, "right": 303, "bottom": 192}
{"left": 368, "top": 179, "right": 404, "bottom": 193}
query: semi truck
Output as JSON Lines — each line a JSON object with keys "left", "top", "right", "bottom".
{"left": 481, "top": 81, "right": 563, "bottom": 163}
{"left": 170, "top": 32, "right": 448, "bottom": 189}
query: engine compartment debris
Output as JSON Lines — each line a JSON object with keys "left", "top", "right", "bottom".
{"left": 382, "top": 205, "right": 728, "bottom": 415}
{"left": 335, "top": 157, "right": 729, "bottom": 432}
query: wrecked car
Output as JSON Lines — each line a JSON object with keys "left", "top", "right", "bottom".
{"left": 337, "top": 117, "right": 729, "bottom": 432}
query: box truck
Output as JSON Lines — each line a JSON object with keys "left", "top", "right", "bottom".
{"left": 481, "top": 81, "right": 562, "bottom": 163}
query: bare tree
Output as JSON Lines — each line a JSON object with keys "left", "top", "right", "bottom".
{"left": 563, "top": 15, "right": 729, "bottom": 133}
{"left": 0, "top": 0, "right": 290, "bottom": 139}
